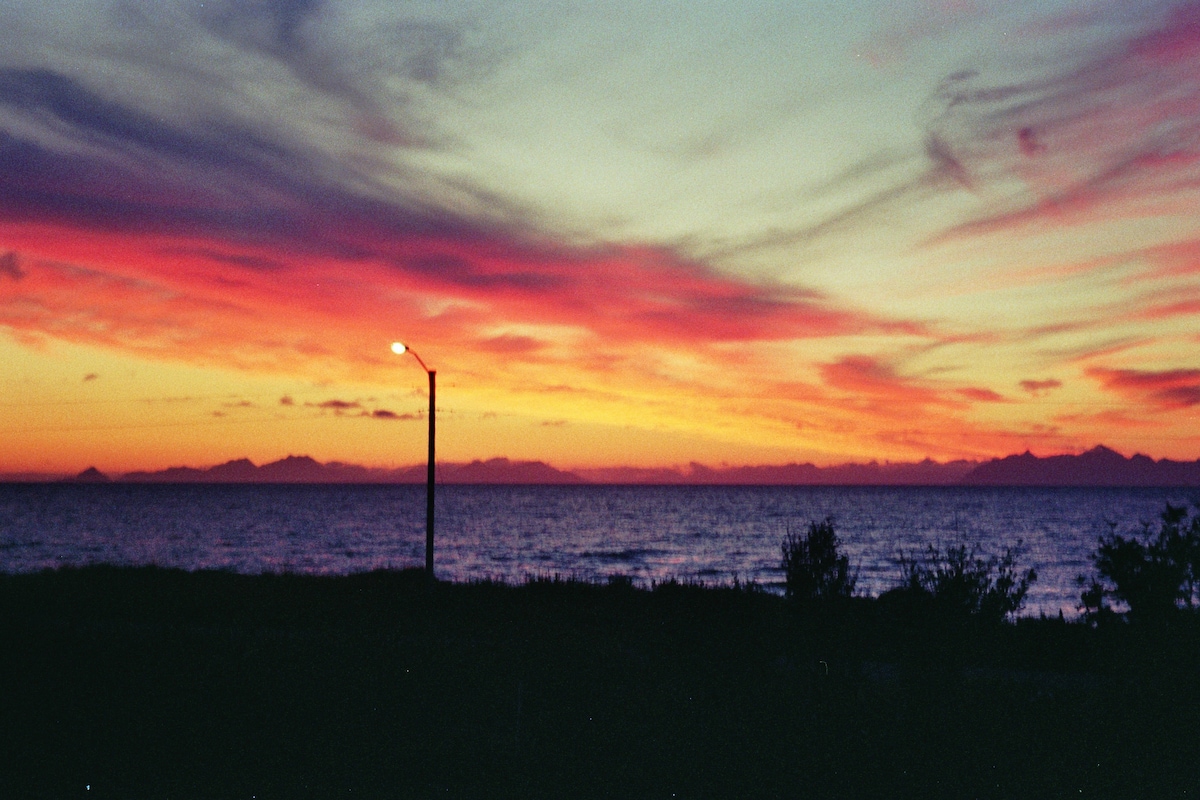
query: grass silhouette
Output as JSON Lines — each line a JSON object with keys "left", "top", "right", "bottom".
{"left": 1, "top": 565, "right": 1197, "bottom": 798}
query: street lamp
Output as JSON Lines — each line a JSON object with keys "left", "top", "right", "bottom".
{"left": 391, "top": 341, "right": 436, "bottom": 580}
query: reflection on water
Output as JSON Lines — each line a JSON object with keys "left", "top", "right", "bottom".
{"left": 2, "top": 483, "right": 1197, "bottom": 617}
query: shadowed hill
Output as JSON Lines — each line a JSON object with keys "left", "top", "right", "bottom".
{"left": 961, "top": 445, "right": 1200, "bottom": 486}
{"left": 121, "top": 455, "right": 584, "bottom": 484}
{"left": 28, "top": 446, "right": 1200, "bottom": 486}
{"left": 65, "top": 466, "right": 111, "bottom": 483}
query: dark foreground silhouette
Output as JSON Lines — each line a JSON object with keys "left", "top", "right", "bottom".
{"left": 2, "top": 567, "right": 1197, "bottom": 799}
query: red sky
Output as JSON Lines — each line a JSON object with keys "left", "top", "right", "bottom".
{"left": 2, "top": 1, "right": 1199, "bottom": 475}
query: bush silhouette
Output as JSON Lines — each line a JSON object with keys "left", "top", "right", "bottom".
{"left": 780, "top": 518, "right": 857, "bottom": 602}
{"left": 1083, "top": 503, "right": 1200, "bottom": 623}
{"left": 894, "top": 540, "right": 1036, "bottom": 623}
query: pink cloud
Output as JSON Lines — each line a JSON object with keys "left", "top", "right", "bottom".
{"left": 1141, "top": 239, "right": 1200, "bottom": 279}
{"left": 1019, "top": 378, "right": 1062, "bottom": 396}
{"left": 957, "top": 387, "right": 1008, "bottom": 403}
{"left": 0, "top": 62, "right": 929, "bottom": 366}
{"left": 1087, "top": 366, "right": 1200, "bottom": 409}
{"left": 1, "top": 216, "right": 934, "bottom": 385}
{"left": 819, "top": 356, "right": 961, "bottom": 414}
{"left": 927, "top": 2, "right": 1200, "bottom": 240}
{"left": 1133, "top": 297, "right": 1200, "bottom": 320}
{"left": 1128, "top": 2, "right": 1200, "bottom": 63}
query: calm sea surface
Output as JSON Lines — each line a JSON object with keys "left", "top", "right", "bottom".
{"left": 2, "top": 483, "right": 1198, "bottom": 617}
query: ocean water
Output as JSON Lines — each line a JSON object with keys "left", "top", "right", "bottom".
{"left": 2, "top": 483, "right": 1198, "bottom": 617}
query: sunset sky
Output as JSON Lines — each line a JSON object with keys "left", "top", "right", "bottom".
{"left": 3, "top": 0, "right": 1200, "bottom": 476}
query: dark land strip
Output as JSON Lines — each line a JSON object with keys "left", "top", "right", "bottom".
{"left": 2, "top": 567, "right": 1197, "bottom": 798}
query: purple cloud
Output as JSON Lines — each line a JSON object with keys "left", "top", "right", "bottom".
{"left": 0, "top": 251, "right": 23, "bottom": 280}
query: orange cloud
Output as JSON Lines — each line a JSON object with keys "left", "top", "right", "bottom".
{"left": 1132, "top": 296, "right": 1200, "bottom": 321}
{"left": 819, "top": 356, "right": 964, "bottom": 416}
{"left": 1087, "top": 366, "right": 1200, "bottom": 409}
{"left": 1, "top": 212, "right": 931, "bottom": 388}
{"left": 1142, "top": 239, "right": 1200, "bottom": 280}
{"left": 1019, "top": 379, "right": 1062, "bottom": 396}
{"left": 957, "top": 387, "right": 1008, "bottom": 403}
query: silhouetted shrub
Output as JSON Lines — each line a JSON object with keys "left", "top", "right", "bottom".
{"left": 781, "top": 518, "right": 857, "bottom": 602}
{"left": 1082, "top": 503, "right": 1200, "bottom": 623}
{"left": 606, "top": 573, "right": 635, "bottom": 589}
{"left": 895, "top": 540, "right": 1036, "bottom": 623}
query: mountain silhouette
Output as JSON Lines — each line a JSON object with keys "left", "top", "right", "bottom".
{"left": 66, "top": 466, "right": 111, "bottom": 483}
{"left": 960, "top": 445, "right": 1200, "bottom": 486}
{"left": 120, "top": 456, "right": 583, "bottom": 484}
{"left": 39, "top": 446, "right": 1200, "bottom": 486}
{"left": 205, "top": 458, "right": 259, "bottom": 482}
{"left": 575, "top": 459, "right": 978, "bottom": 485}
{"left": 447, "top": 458, "right": 584, "bottom": 484}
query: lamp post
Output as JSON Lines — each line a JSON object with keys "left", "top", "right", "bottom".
{"left": 391, "top": 341, "right": 436, "bottom": 580}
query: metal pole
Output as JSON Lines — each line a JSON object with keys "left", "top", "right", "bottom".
{"left": 426, "top": 369, "right": 436, "bottom": 579}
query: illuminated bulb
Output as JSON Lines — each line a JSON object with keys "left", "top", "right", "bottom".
{"left": 390, "top": 342, "right": 407, "bottom": 355}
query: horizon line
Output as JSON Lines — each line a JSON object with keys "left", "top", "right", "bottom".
{"left": 8, "top": 444, "right": 1200, "bottom": 487}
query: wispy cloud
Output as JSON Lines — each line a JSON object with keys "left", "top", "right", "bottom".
{"left": 313, "top": 399, "right": 361, "bottom": 412}
{"left": 370, "top": 408, "right": 416, "bottom": 420}
{"left": 1019, "top": 378, "right": 1062, "bottom": 396}
{"left": 0, "top": 251, "right": 23, "bottom": 281}
{"left": 957, "top": 387, "right": 1008, "bottom": 403}
{"left": 0, "top": 27, "right": 935, "bottom": 377}
{"left": 1087, "top": 366, "right": 1200, "bottom": 409}
{"left": 927, "top": 3, "right": 1200, "bottom": 240}
{"left": 819, "top": 355, "right": 964, "bottom": 416}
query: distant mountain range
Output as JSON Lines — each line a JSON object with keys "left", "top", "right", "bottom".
{"left": 43, "top": 445, "right": 1200, "bottom": 486}
{"left": 959, "top": 445, "right": 1200, "bottom": 487}
{"left": 573, "top": 459, "right": 980, "bottom": 485}
{"left": 114, "top": 456, "right": 584, "bottom": 485}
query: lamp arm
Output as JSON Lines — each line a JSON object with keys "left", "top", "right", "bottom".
{"left": 408, "top": 349, "right": 432, "bottom": 374}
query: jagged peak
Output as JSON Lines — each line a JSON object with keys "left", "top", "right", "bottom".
{"left": 274, "top": 454, "right": 320, "bottom": 464}
{"left": 1082, "top": 444, "right": 1124, "bottom": 458}
{"left": 217, "top": 457, "right": 257, "bottom": 468}
{"left": 70, "top": 466, "right": 111, "bottom": 483}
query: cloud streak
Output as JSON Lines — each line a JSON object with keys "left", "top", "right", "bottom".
{"left": 1020, "top": 379, "right": 1062, "bottom": 396}
{"left": 1087, "top": 366, "right": 1200, "bottom": 409}
{"left": 926, "top": 2, "right": 1200, "bottom": 239}
{"left": 0, "top": 250, "right": 22, "bottom": 280}
{"left": 0, "top": 31, "right": 930, "bottom": 367}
